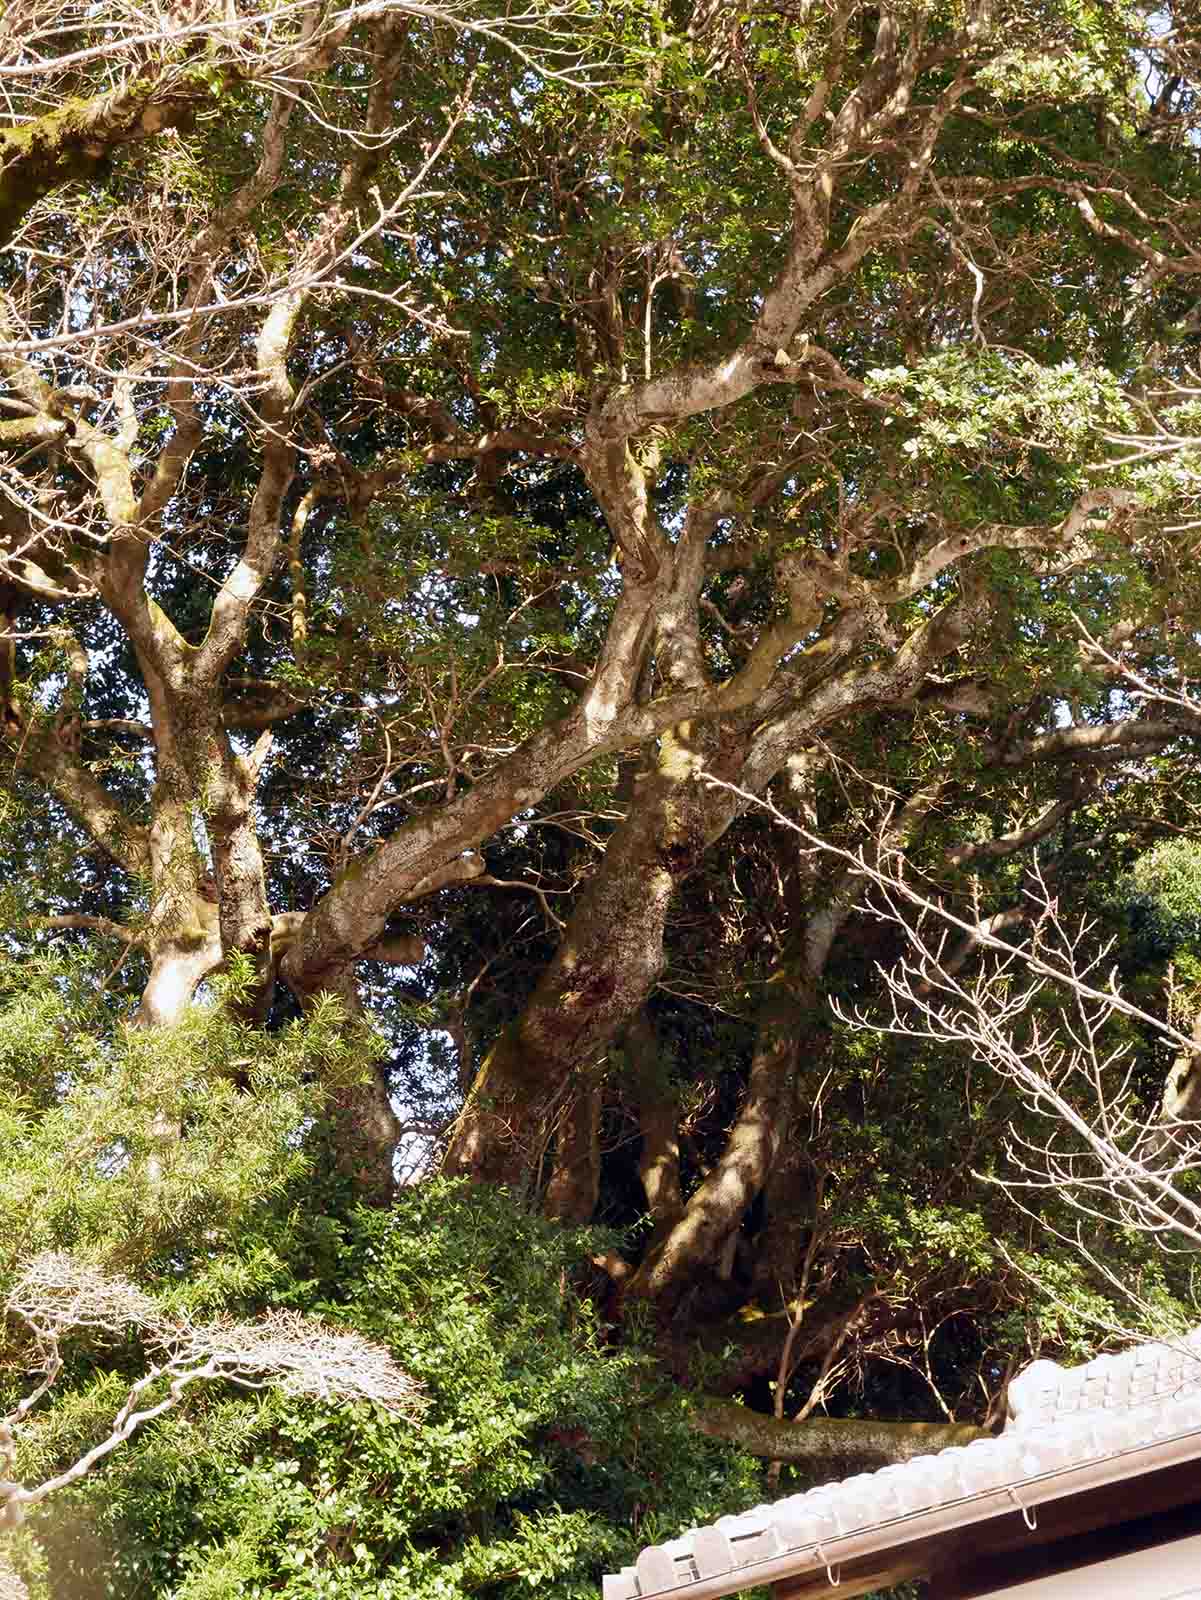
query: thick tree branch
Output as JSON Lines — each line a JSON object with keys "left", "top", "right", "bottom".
{"left": 0, "top": 80, "right": 199, "bottom": 248}
{"left": 692, "top": 1400, "right": 988, "bottom": 1466}
{"left": 992, "top": 719, "right": 1189, "bottom": 765}
{"left": 15, "top": 736, "right": 149, "bottom": 877}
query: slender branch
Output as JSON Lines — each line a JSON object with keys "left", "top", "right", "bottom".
{"left": 35, "top": 914, "right": 140, "bottom": 944}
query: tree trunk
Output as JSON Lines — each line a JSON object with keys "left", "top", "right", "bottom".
{"left": 628, "top": 981, "right": 814, "bottom": 1305}
{"left": 310, "top": 964, "right": 400, "bottom": 1207}
{"left": 543, "top": 1072, "right": 603, "bottom": 1223}
{"left": 135, "top": 763, "right": 223, "bottom": 1028}
{"left": 1159, "top": 1010, "right": 1201, "bottom": 1137}
{"left": 625, "top": 1010, "right": 684, "bottom": 1246}
{"left": 631, "top": 779, "right": 942, "bottom": 1308}
{"left": 130, "top": 769, "right": 224, "bottom": 1176}
{"left": 443, "top": 727, "right": 724, "bottom": 1184}
{"left": 325, "top": 1066, "right": 402, "bottom": 1207}
{"left": 137, "top": 917, "right": 224, "bottom": 1028}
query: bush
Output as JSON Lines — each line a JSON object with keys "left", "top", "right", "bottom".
{"left": 28, "top": 1182, "right": 759, "bottom": 1600}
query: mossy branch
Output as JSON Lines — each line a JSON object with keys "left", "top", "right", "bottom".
{"left": 693, "top": 1399, "right": 989, "bottom": 1470}
{"left": 0, "top": 81, "right": 195, "bottom": 247}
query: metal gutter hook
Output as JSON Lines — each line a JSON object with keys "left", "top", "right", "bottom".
{"left": 814, "top": 1541, "right": 841, "bottom": 1587}
{"left": 1008, "top": 1488, "right": 1038, "bottom": 1531}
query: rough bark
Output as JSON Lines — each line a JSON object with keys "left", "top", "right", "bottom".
{"left": 692, "top": 1400, "right": 989, "bottom": 1470}
{"left": 625, "top": 1010, "right": 685, "bottom": 1245}
{"left": 0, "top": 80, "right": 198, "bottom": 247}
{"left": 543, "top": 1072, "right": 604, "bottom": 1223}
{"left": 311, "top": 965, "right": 402, "bottom": 1208}
{"left": 443, "top": 726, "right": 725, "bottom": 1184}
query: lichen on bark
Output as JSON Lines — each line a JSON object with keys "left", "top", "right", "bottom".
{"left": 0, "top": 81, "right": 192, "bottom": 246}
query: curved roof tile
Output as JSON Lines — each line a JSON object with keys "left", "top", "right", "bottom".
{"left": 604, "top": 1329, "right": 1201, "bottom": 1600}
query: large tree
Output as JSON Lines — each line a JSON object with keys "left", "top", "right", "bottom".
{"left": 4, "top": 2, "right": 1201, "bottom": 1590}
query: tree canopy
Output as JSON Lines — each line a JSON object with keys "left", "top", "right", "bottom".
{"left": 3, "top": 0, "right": 1201, "bottom": 1595}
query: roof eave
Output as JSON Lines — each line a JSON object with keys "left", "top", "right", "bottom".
{"left": 607, "top": 1417, "right": 1201, "bottom": 1600}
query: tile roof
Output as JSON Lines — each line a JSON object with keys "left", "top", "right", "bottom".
{"left": 603, "top": 1328, "right": 1201, "bottom": 1600}
{"left": 1005, "top": 1331, "right": 1201, "bottom": 1428}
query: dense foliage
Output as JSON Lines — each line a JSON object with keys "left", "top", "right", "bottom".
{"left": 11, "top": 1165, "right": 757, "bottom": 1600}
{"left": 3, "top": 0, "right": 1201, "bottom": 1595}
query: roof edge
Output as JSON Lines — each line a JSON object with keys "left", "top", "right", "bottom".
{"left": 606, "top": 1403, "right": 1201, "bottom": 1600}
